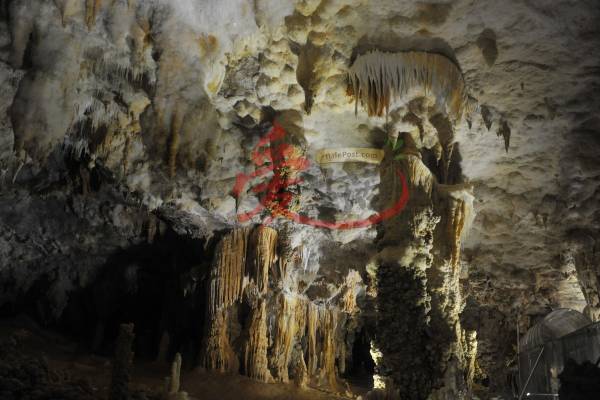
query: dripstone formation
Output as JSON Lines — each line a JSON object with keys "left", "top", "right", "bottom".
{"left": 1, "top": 1, "right": 599, "bottom": 400}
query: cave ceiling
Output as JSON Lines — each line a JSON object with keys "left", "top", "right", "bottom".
{"left": 0, "top": 0, "right": 599, "bottom": 397}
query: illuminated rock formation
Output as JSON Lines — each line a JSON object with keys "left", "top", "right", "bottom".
{"left": 0, "top": 2, "right": 599, "bottom": 400}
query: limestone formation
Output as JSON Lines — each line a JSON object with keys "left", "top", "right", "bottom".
{"left": 0, "top": 1, "right": 599, "bottom": 400}
{"left": 197, "top": 224, "right": 366, "bottom": 392}
{"left": 164, "top": 353, "right": 189, "bottom": 400}
{"left": 348, "top": 50, "right": 477, "bottom": 120}
{"left": 110, "top": 323, "right": 135, "bottom": 400}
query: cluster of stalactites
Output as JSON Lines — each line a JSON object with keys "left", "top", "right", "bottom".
{"left": 271, "top": 292, "right": 308, "bottom": 382}
{"left": 271, "top": 294, "right": 345, "bottom": 389}
{"left": 244, "top": 299, "right": 273, "bottom": 382}
{"left": 85, "top": 0, "right": 103, "bottom": 29}
{"left": 247, "top": 226, "right": 278, "bottom": 294}
{"left": 348, "top": 50, "right": 477, "bottom": 120}
{"left": 207, "top": 227, "right": 251, "bottom": 316}
{"left": 202, "top": 226, "right": 363, "bottom": 391}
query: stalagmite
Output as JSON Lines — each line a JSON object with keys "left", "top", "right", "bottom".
{"left": 164, "top": 353, "right": 189, "bottom": 400}
{"left": 348, "top": 50, "right": 477, "bottom": 120}
{"left": 109, "top": 323, "right": 135, "bottom": 400}
{"left": 373, "top": 119, "right": 479, "bottom": 399}
{"left": 167, "top": 353, "right": 182, "bottom": 394}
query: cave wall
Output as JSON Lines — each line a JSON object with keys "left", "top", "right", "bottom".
{"left": 0, "top": 1, "right": 599, "bottom": 399}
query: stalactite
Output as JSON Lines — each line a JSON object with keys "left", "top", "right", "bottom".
{"left": 307, "top": 301, "right": 319, "bottom": 377}
{"left": 109, "top": 323, "right": 135, "bottom": 400}
{"left": 243, "top": 299, "right": 273, "bottom": 382}
{"left": 429, "top": 113, "right": 456, "bottom": 184}
{"left": 405, "top": 154, "right": 435, "bottom": 196}
{"left": 85, "top": 0, "right": 102, "bottom": 30}
{"left": 122, "top": 135, "right": 131, "bottom": 175}
{"left": 291, "top": 345, "right": 309, "bottom": 388}
{"left": 341, "top": 270, "right": 363, "bottom": 314}
{"left": 168, "top": 109, "right": 182, "bottom": 178}
{"left": 497, "top": 119, "right": 511, "bottom": 152}
{"left": 203, "top": 228, "right": 251, "bottom": 373}
{"left": 79, "top": 164, "right": 91, "bottom": 195}
{"left": 199, "top": 226, "right": 359, "bottom": 392}
{"left": 52, "top": 0, "right": 67, "bottom": 27}
{"left": 207, "top": 228, "right": 250, "bottom": 316}
{"left": 247, "top": 226, "right": 278, "bottom": 294}
{"left": 319, "top": 307, "right": 339, "bottom": 390}
{"left": 202, "top": 308, "right": 237, "bottom": 372}
{"left": 450, "top": 198, "right": 466, "bottom": 269}
{"left": 276, "top": 225, "right": 294, "bottom": 282}
{"left": 480, "top": 105, "right": 493, "bottom": 130}
{"left": 348, "top": 50, "right": 476, "bottom": 120}
{"left": 271, "top": 293, "right": 306, "bottom": 382}
{"left": 438, "top": 186, "right": 475, "bottom": 270}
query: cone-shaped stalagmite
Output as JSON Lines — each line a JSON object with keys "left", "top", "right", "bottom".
{"left": 110, "top": 323, "right": 135, "bottom": 400}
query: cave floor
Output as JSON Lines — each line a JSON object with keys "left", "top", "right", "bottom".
{"left": 0, "top": 317, "right": 359, "bottom": 400}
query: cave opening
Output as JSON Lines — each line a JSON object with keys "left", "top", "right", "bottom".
{"left": 345, "top": 326, "right": 375, "bottom": 388}
{"left": 2, "top": 1, "right": 600, "bottom": 399}
{"left": 1, "top": 227, "right": 211, "bottom": 366}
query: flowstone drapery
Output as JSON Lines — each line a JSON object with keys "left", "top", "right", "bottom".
{"left": 200, "top": 225, "right": 365, "bottom": 393}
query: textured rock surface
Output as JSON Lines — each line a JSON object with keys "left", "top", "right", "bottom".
{"left": 0, "top": 0, "right": 599, "bottom": 399}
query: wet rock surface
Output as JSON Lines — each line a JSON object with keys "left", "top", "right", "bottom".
{"left": 0, "top": 1, "right": 599, "bottom": 399}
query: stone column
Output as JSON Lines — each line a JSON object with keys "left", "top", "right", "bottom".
{"left": 371, "top": 131, "right": 475, "bottom": 400}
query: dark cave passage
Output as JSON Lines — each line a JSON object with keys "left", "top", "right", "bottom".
{"left": 345, "top": 326, "right": 375, "bottom": 389}
{"left": 1, "top": 228, "right": 211, "bottom": 365}
{"left": 1, "top": 1, "right": 600, "bottom": 399}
